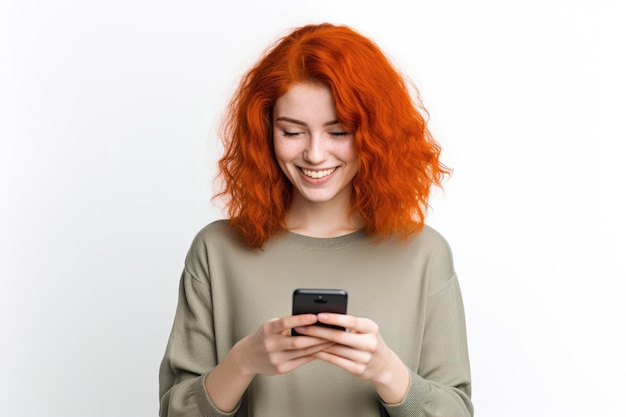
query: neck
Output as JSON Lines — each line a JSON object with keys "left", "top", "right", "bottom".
{"left": 285, "top": 195, "right": 363, "bottom": 238}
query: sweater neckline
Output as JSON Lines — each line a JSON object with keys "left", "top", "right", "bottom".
{"left": 277, "top": 228, "right": 370, "bottom": 250}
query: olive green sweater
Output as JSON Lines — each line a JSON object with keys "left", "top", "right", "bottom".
{"left": 159, "top": 220, "right": 472, "bottom": 417}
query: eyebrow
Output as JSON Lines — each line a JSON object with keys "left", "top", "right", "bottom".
{"left": 275, "top": 116, "right": 341, "bottom": 127}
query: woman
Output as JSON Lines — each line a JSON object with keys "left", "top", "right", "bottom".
{"left": 159, "top": 23, "right": 472, "bottom": 417}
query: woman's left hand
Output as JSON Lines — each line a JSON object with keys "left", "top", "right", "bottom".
{"left": 293, "top": 313, "right": 410, "bottom": 404}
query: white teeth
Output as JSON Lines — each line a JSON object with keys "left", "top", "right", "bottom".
{"left": 301, "top": 168, "right": 335, "bottom": 179}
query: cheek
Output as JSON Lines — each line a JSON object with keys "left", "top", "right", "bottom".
{"left": 273, "top": 138, "right": 299, "bottom": 163}
{"left": 341, "top": 143, "right": 359, "bottom": 180}
{"left": 338, "top": 141, "right": 358, "bottom": 164}
{"left": 273, "top": 143, "right": 288, "bottom": 164}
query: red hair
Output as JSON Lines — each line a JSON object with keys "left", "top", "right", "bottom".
{"left": 215, "top": 23, "right": 450, "bottom": 248}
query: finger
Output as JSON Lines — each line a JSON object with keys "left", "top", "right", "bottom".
{"left": 274, "top": 354, "right": 318, "bottom": 374}
{"left": 294, "top": 324, "right": 355, "bottom": 345}
{"left": 296, "top": 324, "right": 379, "bottom": 353}
{"left": 317, "top": 313, "right": 378, "bottom": 334}
{"left": 313, "top": 350, "right": 367, "bottom": 377}
{"left": 277, "top": 342, "right": 336, "bottom": 367}
{"left": 320, "top": 343, "right": 370, "bottom": 363}
{"left": 287, "top": 334, "right": 335, "bottom": 351}
{"left": 288, "top": 341, "right": 335, "bottom": 356}
{"left": 266, "top": 314, "right": 318, "bottom": 334}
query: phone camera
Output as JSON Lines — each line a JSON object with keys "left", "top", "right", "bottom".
{"left": 314, "top": 296, "right": 328, "bottom": 304}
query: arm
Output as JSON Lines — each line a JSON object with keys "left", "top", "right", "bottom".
{"left": 297, "top": 314, "right": 410, "bottom": 404}
{"left": 300, "top": 275, "right": 472, "bottom": 417}
{"left": 204, "top": 315, "right": 333, "bottom": 412}
{"left": 158, "top": 270, "right": 229, "bottom": 417}
{"left": 384, "top": 275, "right": 473, "bottom": 417}
{"left": 159, "top": 265, "right": 333, "bottom": 416}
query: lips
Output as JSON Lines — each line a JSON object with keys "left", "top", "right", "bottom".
{"left": 300, "top": 167, "right": 337, "bottom": 179}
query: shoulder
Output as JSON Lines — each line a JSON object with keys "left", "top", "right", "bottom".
{"left": 409, "top": 225, "right": 454, "bottom": 259}
{"left": 371, "top": 225, "right": 454, "bottom": 271}
{"left": 189, "top": 219, "right": 244, "bottom": 248}
{"left": 409, "top": 225, "right": 457, "bottom": 293}
{"left": 184, "top": 220, "right": 246, "bottom": 271}
{"left": 192, "top": 219, "right": 231, "bottom": 241}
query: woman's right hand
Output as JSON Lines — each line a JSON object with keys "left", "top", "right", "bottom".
{"left": 205, "top": 314, "right": 333, "bottom": 412}
{"left": 234, "top": 314, "right": 335, "bottom": 377}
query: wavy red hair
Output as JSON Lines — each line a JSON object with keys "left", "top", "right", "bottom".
{"left": 215, "top": 23, "right": 450, "bottom": 248}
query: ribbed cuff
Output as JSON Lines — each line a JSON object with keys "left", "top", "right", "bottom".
{"left": 192, "top": 373, "right": 241, "bottom": 417}
{"left": 381, "top": 369, "right": 429, "bottom": 417}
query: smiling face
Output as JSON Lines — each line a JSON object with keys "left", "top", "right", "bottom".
{"left": 273, "top": 82, "right": 359, "bottom": 212}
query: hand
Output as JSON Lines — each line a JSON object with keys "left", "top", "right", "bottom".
{"left": 205, "top": 314, "right": 334, "bottom": 412}
{"left": 235, "top": 314, "right": 335, "bottom": 377}
{"left": 294, "top": 313, "right": 410, "bottom": 404}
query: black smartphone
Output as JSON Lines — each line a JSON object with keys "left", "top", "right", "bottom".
{"left": 291, "top": 289, "right": 348, "bottom": 336}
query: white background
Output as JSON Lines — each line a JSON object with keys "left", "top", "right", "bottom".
{"left": 1, "top": 0, "right": 625, "bottom": 416}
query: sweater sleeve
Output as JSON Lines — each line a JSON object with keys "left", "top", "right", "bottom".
{"left": 382, "top": 233, "right": 473, "bottom": 417}
{"left": 158, "top": 240, "right": 242, "bottom": 417}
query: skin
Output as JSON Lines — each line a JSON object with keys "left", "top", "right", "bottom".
{"left": 272, "top": 81, "right": 361, "bottom": 237}
{"left": 204, "top": 82, "right": 410, "bottom": 412}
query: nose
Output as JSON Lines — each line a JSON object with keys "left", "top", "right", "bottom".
{"left": 303, "top": 133, "right": 327, "bottom": 164}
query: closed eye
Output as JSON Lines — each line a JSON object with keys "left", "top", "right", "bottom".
{"left": 282, "top": 131, "right": 302, "bottom": 138}
{"left": 329, "top": 131, "right": 350, "bottom": 137}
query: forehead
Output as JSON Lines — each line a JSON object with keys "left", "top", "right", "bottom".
{"left": 273, "top": 82, "right": 338, "bottom": 122}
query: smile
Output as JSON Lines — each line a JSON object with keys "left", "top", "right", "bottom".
{"left": 300, "top": 168, "right": 336, "bottom": 179}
